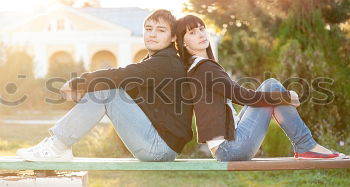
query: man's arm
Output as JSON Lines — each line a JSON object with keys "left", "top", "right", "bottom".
{"left": 69, "top": 54, "right": 172, "bottom": 93}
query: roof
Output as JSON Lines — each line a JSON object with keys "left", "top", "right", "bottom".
{"left": 0, "top": 11, "right": 34, "bottom": 29}
{"left": 77, "top": 7, "right": 150, "bottom": 36}
{"left": 0, "top": 7, "right": 150, "bottom": 36}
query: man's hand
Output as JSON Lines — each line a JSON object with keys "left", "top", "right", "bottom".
{"left": 60, "top": 80, "right": 86, "bottom": 103}
{"left": 289, "top": 90, "right": 300, "bottom": 107}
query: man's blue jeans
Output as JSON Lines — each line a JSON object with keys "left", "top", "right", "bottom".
{"left": 50, "top": 88, "right": 177, "bottom": 162}
{"left": 215, "top": 78, "right": 317, "bottom": 161}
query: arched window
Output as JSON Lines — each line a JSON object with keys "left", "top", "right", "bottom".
{"left": 133, "top": 49, "right": 148, "bottom": 63}
{"left": 48, "top": 51, "right": 84, "bottom": 79}
{"left": 90, "top": 50, "right": 118, "bottom": 71}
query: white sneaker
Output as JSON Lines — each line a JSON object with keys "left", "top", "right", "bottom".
{"left": 17, "top": 136, "right": 73, "bottom": 162}
{"left": 16, "top": 137, "right": 49, "bottom": 157}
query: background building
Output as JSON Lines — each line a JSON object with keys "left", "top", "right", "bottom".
{"left": 0, "top": 3, "right": 219, "bottom": 78}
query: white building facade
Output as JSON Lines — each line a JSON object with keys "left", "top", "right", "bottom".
{"left": 0, "top": 4, "right": 219, "bottom": 78}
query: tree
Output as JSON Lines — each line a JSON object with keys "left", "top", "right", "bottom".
{"left": 275, "top": 8, "right": 350, "bottom": 136}
{"left": 184, "top": 0, "right": 284, "bottom": 79}
{"left": 185, "top": 0, "right": 350, "bottom": 139}
{"left": 0, "top": 48, "right": 39, "bottom": 111}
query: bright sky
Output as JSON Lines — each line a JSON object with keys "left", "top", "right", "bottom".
{"left": 100, "top": 0, "right": 188, "bottom": 14}
{"left": 0, "top": 0, "right": 189, "bottom": 17}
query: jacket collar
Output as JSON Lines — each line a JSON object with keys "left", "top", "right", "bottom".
{"left": 142, "top": 43, "right": 176, "bottom": 61}
{"left": 188, "top": 56, "right": 206, "bottom": 72}
{"left": 187, "top": 57, "right": 222, "bottom": 73}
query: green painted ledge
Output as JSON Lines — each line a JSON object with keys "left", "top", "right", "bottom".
{"left": 0, "top": 157, "right": 227, "bottom": 171}
{"left": 1, "top": 156, "right": 350, "bottom": 171}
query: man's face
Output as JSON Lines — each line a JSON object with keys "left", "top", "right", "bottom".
{"left": 143, "top": 19, "right": 175, "bottom": 55}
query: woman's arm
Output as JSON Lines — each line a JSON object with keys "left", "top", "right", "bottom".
{"left": 192, "top": 61, "right": 292, "bottom": 107}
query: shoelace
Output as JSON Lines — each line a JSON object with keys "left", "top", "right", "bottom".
{"left": 33, "top": 137, "right": 59, "bottom": 157}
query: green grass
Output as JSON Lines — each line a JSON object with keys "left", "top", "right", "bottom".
{"left": 1, "top": 122, "right": 350, "bottom": 187}
{"left": 86, "top": 169, "right": 350, "bottom": 187}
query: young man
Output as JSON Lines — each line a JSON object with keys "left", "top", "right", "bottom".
{"left": 16, "top": 9, "right": 193, "bottom": 162}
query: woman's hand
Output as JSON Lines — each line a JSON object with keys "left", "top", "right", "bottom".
{"left": 289, "top": 90, "right": 300, "bottom": 107}
{"left": 60, "top": 80, "right": 85, "bottom": 103}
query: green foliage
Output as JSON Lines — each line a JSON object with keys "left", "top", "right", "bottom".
{"left": 0, "top": 48, "right": 43, "bottom": 111}
{"left": 275, "top": 10, "right": 350, "bottom": 137}
{"left": 73, "top": 124, "right": 132, "bottom": 158}
{"left": 0, "top": 46, "right": 86, "bottom": 112}
{"left": 219, "top": 30, "right": 275, "bottom": 79}
{"left": 187, "top": 0, "right": 350, "bottom": 142}
{"left": 0, "top": 139, "right": 24, "bottom": 152}
{"left": 321, "top": 0, "right": 350, "bottom": 24}
{"left": 261, "top": 120, "right": 292, "bottom": 157}
{"left": 47, "top": 59, "right": 85, "bottom": 80}
{"left": 184, "top": 0, "right": 282, "bottom": 34}
{"left": 315, "top": 121, "right": 350, "bottom": 154}
{"left": 179, "top": 117, "right": 211, "bottom": 158}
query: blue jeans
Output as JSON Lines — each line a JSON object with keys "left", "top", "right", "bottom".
{"left": 215, "top": 78, "right": 317, "bottom": 161}
{"left": 50, "top": 88, "right": 177, "bottom": 162}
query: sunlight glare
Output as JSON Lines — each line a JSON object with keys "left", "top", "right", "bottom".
{"left": 0, "top": 0, "right": 44, "bottom": 12}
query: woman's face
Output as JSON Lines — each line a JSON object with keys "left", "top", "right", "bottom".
{"left": 183, "top": 24, "right": 209, "bottom": 54}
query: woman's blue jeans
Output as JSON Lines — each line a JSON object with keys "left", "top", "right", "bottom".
{"left": 215, "top": 78, "right": 317, "bottom": 161}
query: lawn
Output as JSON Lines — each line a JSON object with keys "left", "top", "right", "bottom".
{"left": 0, "top": 122, "right": 349, "bottom": 187}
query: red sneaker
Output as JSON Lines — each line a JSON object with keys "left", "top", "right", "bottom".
{"left": 295, "top": 151, "right": 349, "bottom": 159}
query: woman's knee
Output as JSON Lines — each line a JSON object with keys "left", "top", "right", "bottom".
{"left": 261, "top": 78, "right": 280, "bottom": 86}
{"left": 259, "top": 78, "right": 285, "bottom": 92}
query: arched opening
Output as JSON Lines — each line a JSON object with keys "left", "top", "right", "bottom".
{"left": 133, "top": 49, "right": 148, "bottom": 63}
{"left": 90, "top": 50, "right": 117, "bottom": 71}
{"left": 48, "top": 51, "right": 83, "bottom": 79}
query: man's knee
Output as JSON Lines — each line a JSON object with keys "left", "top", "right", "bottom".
{"left": 135, "top": 150, "right": 176, "bottom": 162}
{"left": 85, "top": 89, "right": 121, "bottom": 104}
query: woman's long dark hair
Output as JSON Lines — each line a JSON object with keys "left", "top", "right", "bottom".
{"left": 175, "top": 15, "right": 215, "bottom": 70}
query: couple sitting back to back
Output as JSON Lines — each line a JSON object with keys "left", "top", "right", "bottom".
{"left": 16, "top": 9, "right": 347, "bottom": 162}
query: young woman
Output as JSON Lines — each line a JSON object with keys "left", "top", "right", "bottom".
{"left": 175, "top": 15, "right": 348, "bottom": 161}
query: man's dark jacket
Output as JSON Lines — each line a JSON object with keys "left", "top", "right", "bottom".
{"left": 70, "top": 45, "right": 193, "bottom": 153}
